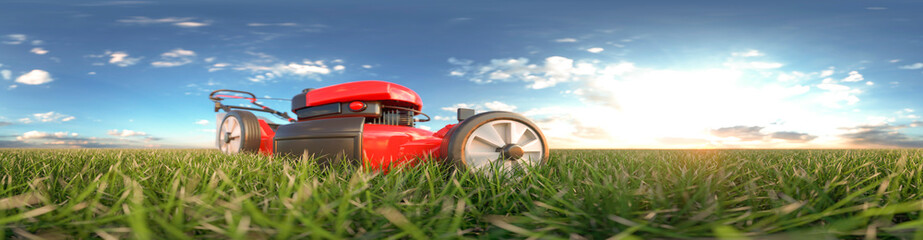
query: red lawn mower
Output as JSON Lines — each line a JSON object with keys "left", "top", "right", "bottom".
{"left": 209, "top": 80, "right": 549, "bottom": 172}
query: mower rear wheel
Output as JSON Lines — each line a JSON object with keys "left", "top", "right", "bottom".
{"left": 444, "top": 111, "right": 549, "bottom": 174}
{"left": 218, "top": 110, "right": 261, "bottom": 154}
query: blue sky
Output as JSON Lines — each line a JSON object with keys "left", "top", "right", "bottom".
{"left": 1, "top": 0, "right": 922, "bottom": 148}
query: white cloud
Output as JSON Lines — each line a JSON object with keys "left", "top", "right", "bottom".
{"left": 433, "top": 115, "right": 453, "bottom": 121}
{"left": 174, "top": 21, "right": 209, "bottom": 27}
{"left": 1, "top": 69, "right": 10, "bottom": 80}
{"left": 483, "top": 101, "right": 517, "bottom": 111}
{"left": 15, "top": 69, "right": 54, "bottom": 85}
{"left": 446, "top": 52, "right": 906, "bottom": 148}
{"left": 889, "top": 59, "right": 901, "bottom": 63}
{"left": 30, "top": 48, "right": 48, "bottom": 55}
{"left": 16, "top": 131, "right": 48, "bottom": 141}
{"left": 333, "top": 65, "right": 345, "bottom": 71}
{"left": 441, "top": 101, "right": 517, "bottom": 112}
{"left": 8, "top": 84, "right": 17, "bottom": 90}
{"left": 18, "top": 118, "right": 32, "bottom": 124}
{"left": 586, "top": 47, "right": 604, "bottom": 53}
{"left": 208, "top": 63, "right": 230, "bottom": 72}
{"left": 107, "top": 129, "right": 148, "bottom": 137}
{"left": 107, "top": 51, "right": 142, "bottom": 67}
{"left": 2, "top": 34, "right": 26, "bottom": 44}
{"left": 819, "top": 67, "right": 834, "bottom": 77}
{"left": 161, "top": 48, "right": 195, "bottom": 58}
{"left": 899, "top": 63, "right": 923, "bottom": 70}
{"left": 817, "top": 78, "right": 861, "bottom": 107}
{"left": 448, "top": 56, "right": 599, "bottom": 89}
{"left": 31, "top": 40, "right": 43, "bottom": 45}
{"left": 236, "top": 59, "right": 335, "bottom": 82}
{"left": 362, "top": 65, "right": 373, "bottom": 69}
{"left": 117, "top": 16, "right": 210, "bottom": 28}
{"left": 724, "top": 61, "right": 784, "bottom": 69}
{"left": 152, "top": 48, "right": 196, "bottom": 67}
{"left": 554, "top": 38, "right": 578, "bottom": 43}
{"left": 204, "top": 57, "right": 215, "bottom": 62}
{"left": 840, "top": 71, "right": 864, "bottom": 82}
{"left": 247, "top": 22, "right": 297, "bottom": 27}
{"left": 731, "top": 49, "right": 764, "bottom": 57}
{"left": 195, "top": 119, "right": 209, "bottom": 125}
{"left": 25, "top": 111, "right": 75, "bottom": 123}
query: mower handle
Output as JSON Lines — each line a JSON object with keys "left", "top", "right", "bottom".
{"left": 209, "top": 89, "right": 296, "bottom": 123}
{"left": 210, "top": 89, "right": 257, "bottom": 101}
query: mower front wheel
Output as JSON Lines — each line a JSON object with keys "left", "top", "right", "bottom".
{"left": 217, "top": 110, "right": 261, "bottom": 154}
{"left": 443, "top": 111, "right": 549, "bottom": 173}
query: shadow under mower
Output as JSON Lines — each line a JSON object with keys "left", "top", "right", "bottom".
{"left": 209, "top": 80, "right": 549, "bottom": 172}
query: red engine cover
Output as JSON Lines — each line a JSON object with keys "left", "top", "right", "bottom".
{"left": 302, "top": 81, "right": 423, "bottom": 110}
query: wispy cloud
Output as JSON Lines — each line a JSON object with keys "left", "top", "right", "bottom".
{"left": 90, "top": 51, "right": 143, "bottom": 67}
{"left": 586, "top": 47, "right": 604, "bottom": 53}
{"left": 840, "top": 71, "right": 864, "bottom": 82}
{"left": 723, "top": 61, "right": 784, "bottom": 69}
{"left": 440, "top": 101, "right": 517, "bottom": 113}
{"left": 174, "top": 21, "right": 209, "bottom": 27}
{"left": 107, "top": 129, "right": 147, "bottom": 137}
{"left": 3, "top": 129, "right": 161, "bottom": 148}
{"left": 2, "top": 34, "right": 27, "bottom": 45}
{"left": 75, "top": 1, "right": 152, "bottom": 6}
{"left": 817, "top": 78, "right": 861, "bottom": 108}
{"left": 151, "top": 48, "right": 196, "bottom": 67}
{"left": 30, "top": 48, "right": 48, "bottom": 55}
{"left": 247, "top": 22, "right": 298, "bottom": 27}
{"left": 554, "top": 38, "right": 578, "bottom": 43}
{"left": 117, "top": 16, "right": 210, "bottom": 28}
{"left": 731, "top": 49, "right": 764, "bottom": 57}
{"left": 448, "top": 56, "right": 597, "bottom": 89}
{"left": 899, "top": 63, "right": 923, "bottom": 70}
{"left": 711, "top": 126, "right": 818, "bottom": 143}
{"left": 839, "top": 122, "right": 923, "bottom": 148}
{"left": 20, "top": 111, "right": 75, "bottom": 123}
{"left": 1, "top": 69, "right": 12, "bottom": 80}
{"left": 233, "top": 55, "right": 343, "bottom": 82}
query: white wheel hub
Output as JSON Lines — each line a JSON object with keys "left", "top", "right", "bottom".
{"left": 218, "top": 116, "right": 242, "bottom": 154}
{"left": 463, "top": 119, "right": 544, "bottom": 173}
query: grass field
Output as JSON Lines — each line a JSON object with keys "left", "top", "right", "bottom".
{"left": 2, "top": 149, "right": 923, "bottom": 239}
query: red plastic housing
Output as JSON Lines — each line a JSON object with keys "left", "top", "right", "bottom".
{"left": 301, "top": 81, "right": 423, "bottom": 110}
{"left": 360, "top": 124, "right": 444, "bottom": 170}
{"left": 257, "top": 119, "right": 275, "bottom": 156}
{"left": 253, "top": 121, "right": 457, "bottom": 171}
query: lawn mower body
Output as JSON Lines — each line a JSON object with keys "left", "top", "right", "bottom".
{"left": 211, "top": 80, "right": 548, "bottom": 172}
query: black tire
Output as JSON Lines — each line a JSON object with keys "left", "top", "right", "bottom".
{"left": 217, "top": 110, "right": 261, "bottom": 154}
{"left": 442, "top": 111, "right": 550, "bottom": 171}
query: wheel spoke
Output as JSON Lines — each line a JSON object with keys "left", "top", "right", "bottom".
{"left": 465, "top": 151, "right": 499, "bottom": 170}
{"left": 492, "top": 122, "right": 510, "bottom": 144}
{"left": 509, "top": 122, "right": 528, "bottom": 146}
{"left": 471, "top": 124, "right": 504, "bottom": 148}
{"left": 229, "top": 120, "right": 238, "bottom": 133}
{"left": 229, "top": 139, "right": 240, "bottom": 153}
{"left": 521, "top": 152, "right": 542, "bottom": 164}
{"left": 521, "top": 139, "right": 543, "bottom": 152}
{"left": 516, "top": 129, "right": 537, "bottom": 147}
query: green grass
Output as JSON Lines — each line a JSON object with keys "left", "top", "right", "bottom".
{"left": 2, "top": 149, "right": 923, "bottom": 239}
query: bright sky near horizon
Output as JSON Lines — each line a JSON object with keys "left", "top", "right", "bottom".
{"left": 1, "top": 0, "right": 922, "bottom": 149}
